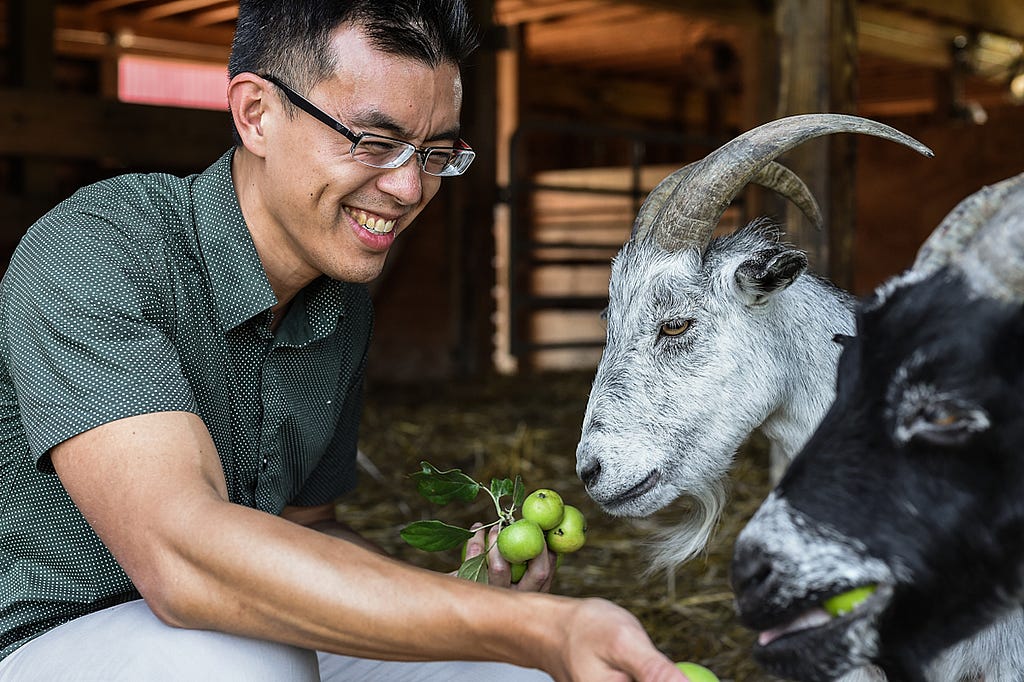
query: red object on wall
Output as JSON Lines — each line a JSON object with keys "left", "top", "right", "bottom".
{"left": 119, "top": 55, "right": 228, "bottom": 110}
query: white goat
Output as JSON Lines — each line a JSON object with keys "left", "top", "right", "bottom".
{"left": 576, "top": 114, "right": 932, "bottom": 570}
{"left": 576, "top": 114, "right": 937, "bottom": 682}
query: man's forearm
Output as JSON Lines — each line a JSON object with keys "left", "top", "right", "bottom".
{"left": 154, "top": 497, "right": 565, "bottom": 669}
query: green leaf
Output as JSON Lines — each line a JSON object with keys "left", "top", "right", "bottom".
{"left": 400, "top": 520, "right": 474, "bottom": 552}
{"left": 410, "top": 461, "right": 480, "bottom": 505}
{"left": 512, "top": 475, "right": 526, "bottom": 508}
{"left": 457, "top": 553, "right": 489, "bottom": 584}
{"left": 489, "top": 477, "right": 513, "bottom": 501}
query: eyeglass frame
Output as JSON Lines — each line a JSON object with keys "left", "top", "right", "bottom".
{"left": 256, "top": 73, "right": 475, "bottom": 177}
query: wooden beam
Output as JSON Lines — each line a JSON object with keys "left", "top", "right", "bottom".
{"left": 56, "top": 6, "right": 236, "bottom": 51}
{"left": 83, "top": 0, "right": 151, "bottom": 13}
{"left": 190, "top": 5, "right": 238, "bottom": 27}
{"left": 0, "top": 89, "right": 232, "bottom": 170}
{"left": 775, "top": 0, "right": 859, "bottom": 288}
{"left": 858, "top": 5, "right": 1023, "bottom": 72}
{"left": 496, "top": 0, "right": 610, "bottom": 25}
{"left": 137, "top": 0, "right": 232, "bottom": 22}
{"left": 860, "top": 0, "right": 1024, "bottom": 42}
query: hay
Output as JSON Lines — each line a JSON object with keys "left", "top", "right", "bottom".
{"left": 336, "top": 371, "right": 786, "bottom": 681}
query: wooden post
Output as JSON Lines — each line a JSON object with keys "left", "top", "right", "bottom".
{"left": 774, "top": 0, "right": 858, "bottom": 288}
{"left": 490, "top": 21, "right": 523, "bottom": 375}
{"left": 741, "top": 8, "right": 783, "bottom": 223}
{"left": 8, "top": 0, "right": 59, "bottom": 205}
{"left": 454, "top": 0, "right": 501, "bottom": 377}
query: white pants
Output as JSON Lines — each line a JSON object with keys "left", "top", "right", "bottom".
{"left": 0, "top": 600, "right": 552, "bottom": 681}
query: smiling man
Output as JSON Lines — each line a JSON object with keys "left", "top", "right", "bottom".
{"left": 0, "top": 1, "right": 685, "bottom": 681}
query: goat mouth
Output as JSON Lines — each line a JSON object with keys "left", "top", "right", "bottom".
{"left": 598, "top": 470, "right": 662, "bottom": 514}
{"left": 749, "top": 583, "right": 888, "bottom": 677}
{"left": 757, "top": 583, "right": 880, "bottom": 647}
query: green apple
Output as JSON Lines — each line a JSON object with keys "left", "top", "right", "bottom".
{"left": 823, "top": 585, "right": 877, "bottom": 617}
{"left": 675, "top": 662, "right": 719, "bottom": 682}
{"left": 545, "top": 504, "right": 586, "bottom": 554}
{"left": 510, "top": 561, "right": 527, "bottom": 583}
{"left": 522, "top": 488, "right": 565, "bottom": 530}
{"left": 497, "top": 519, "right": 546, "bottom": 564}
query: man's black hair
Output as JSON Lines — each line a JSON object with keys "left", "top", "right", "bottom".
{"left": 227, "top": 0, "right": 478, "bottom": 143}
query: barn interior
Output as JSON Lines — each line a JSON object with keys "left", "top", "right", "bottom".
{"left": 3, "top": 1, "right": 1023, "bottom": 678}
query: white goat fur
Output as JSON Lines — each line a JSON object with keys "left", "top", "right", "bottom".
{"left": 577, "top": 219, "right": 853, "bottom": 570}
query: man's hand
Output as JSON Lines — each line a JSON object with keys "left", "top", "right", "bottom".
{"left": 549, "top": 598, "right": 688, "bottom": 682}
{"left": 459, "top": 523, "right": 556, "bottom": 591}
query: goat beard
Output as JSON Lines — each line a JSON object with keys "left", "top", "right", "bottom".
{"left": 642, "top": 477, "right": 728, "bottom": 576}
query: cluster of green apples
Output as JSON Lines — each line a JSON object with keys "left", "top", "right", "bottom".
{"left": 494, "top": 488, "right": 587, "bottom": 581}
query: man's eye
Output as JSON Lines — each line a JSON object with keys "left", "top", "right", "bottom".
{"left": 659, "top": 319, "right": 691, "bottom": 337}
{"left": 361, "top": 140, "right": 400, "bottom": 153}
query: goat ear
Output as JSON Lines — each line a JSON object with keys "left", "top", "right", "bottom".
{"left": 733, "top": 247, "right": 809, "bottom": 305}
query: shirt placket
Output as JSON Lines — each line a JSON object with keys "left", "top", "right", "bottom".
{"left": 253, "top": 318, "right": 286, "bottom": 511}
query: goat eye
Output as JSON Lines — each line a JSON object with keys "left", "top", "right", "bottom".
{"left": 896, "top": 396, "right": 990, "bottom": 447}
{"left": 659, "top": 319, "right": 691, "bottom": 337}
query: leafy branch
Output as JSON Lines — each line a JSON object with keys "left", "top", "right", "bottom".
{"left": 400, "top": 460, "right": 526, "bottom": 583}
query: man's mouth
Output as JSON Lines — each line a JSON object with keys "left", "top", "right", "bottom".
{"left": 345, "top": 207, "right": 396, "bottom": 235}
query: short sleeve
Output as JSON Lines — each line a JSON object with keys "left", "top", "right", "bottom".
{"left": 1, "top": 210, "right": 196, "bottom": 466}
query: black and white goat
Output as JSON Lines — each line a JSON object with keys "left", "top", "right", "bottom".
{"left": 731, "top": 173, "right": 1024, "bottom": 682}
{"left": 575, "top": 114, "right": 932, "bottom": 571}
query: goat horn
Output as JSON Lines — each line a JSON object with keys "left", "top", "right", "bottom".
{"left": 644, "top": 114, "right": 933, "bottom": 253}
{"left": 913, "top": 172, "right": 1024, "bottom": 279}
{"left": 922, "top": 172, "right": 1024, "bottom": 302}
{"left": 631, "top": 161, "right": 823, "bottom": 242}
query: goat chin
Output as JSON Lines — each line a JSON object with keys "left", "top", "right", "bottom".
{"left": 643, "top": 477, "right": 728, "bottom": 576}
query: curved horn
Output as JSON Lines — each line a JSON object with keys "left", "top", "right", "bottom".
{"left": 913, "top": 172, "right": 1024, "bottom": 279}
{"left": 646, "top": 113, "right": 933, "bottom": 253}
{"left": 630, "top": 161, "right": 823, "bottom": 242}
{"left": 946, "top": 172, "right": 1024, "bottom": 302}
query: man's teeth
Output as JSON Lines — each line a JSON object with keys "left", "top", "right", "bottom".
{"left": 347, "top": 209, "right": 395, "bottom": 234}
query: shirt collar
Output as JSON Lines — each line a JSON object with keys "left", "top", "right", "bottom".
{"left": 191, "top": 149, "right": 355, "bottom": 339}
{"left": 192, "top": 149, "right": 277, "bottom": 331}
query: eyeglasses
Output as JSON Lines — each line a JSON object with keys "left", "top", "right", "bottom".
{"left": 259, "top": 74, "right": 475, "bottom": 178}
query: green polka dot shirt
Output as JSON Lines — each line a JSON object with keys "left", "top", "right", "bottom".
{"left": 0, "top": 149, "right": 373, "bottom": 660}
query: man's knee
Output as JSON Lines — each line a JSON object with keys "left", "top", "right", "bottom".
{"left": 0, "top": 600, "right": 319, "bottom": 682}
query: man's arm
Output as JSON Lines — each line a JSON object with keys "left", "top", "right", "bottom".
{"left": 51, "top": 410, "right": 684, "bottom": 680}
{"left": 281, "top": 503, "right": 388, "bottom": 554}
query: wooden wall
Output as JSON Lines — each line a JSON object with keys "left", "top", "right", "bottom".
{"left": 855, "top": 105, "right": 1024, "bottom": 294}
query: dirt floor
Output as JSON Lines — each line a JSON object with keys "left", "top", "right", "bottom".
{"left": 335, "top": 370, "right": 788, "bottom": 681}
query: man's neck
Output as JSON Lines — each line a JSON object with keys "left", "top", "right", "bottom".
{"left": 231, "top": 146, "right": 316, "bottom": 311}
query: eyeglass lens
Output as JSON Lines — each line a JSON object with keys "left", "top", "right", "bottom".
{"left": 351, "top": 136, "right": 474, "bottom": 177}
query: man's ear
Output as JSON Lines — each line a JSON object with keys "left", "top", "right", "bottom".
{"left": 228, "top": 73, "right": 271, "bottom": 157}
{"left": 733, "top": 246, "right": 808, "bottom": 306}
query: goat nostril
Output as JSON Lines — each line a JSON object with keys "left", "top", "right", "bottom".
{"left": 731, "top": 548, "right": 774, "bottom": 594}
{"left": 579, "top": 461, "right": 602, "bottom": 489}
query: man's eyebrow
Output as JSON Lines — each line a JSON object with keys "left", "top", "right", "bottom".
{"left": 349, "top": 109, "right": 461, "bottom": 144}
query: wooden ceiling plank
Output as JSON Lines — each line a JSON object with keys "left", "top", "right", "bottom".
{"left": 189, "top": 4, "right": 238, "bottom": 27}
{"left": 137, "top": 0, "right": 229, "bottom": 22}
{"left": 497, "top": 0, "right": 611, "bottom": 26}
{"left": 83, "top": 0, "right": 152, "bottom": 13}
{"left": 55, "top": 5, "right": 234, "bottom": 62}
{"left": 858, "top": 5, "right": 1022, "bottom": 75}
{"left": 861, "top": 0, "right": 1024, "bottom": 42}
